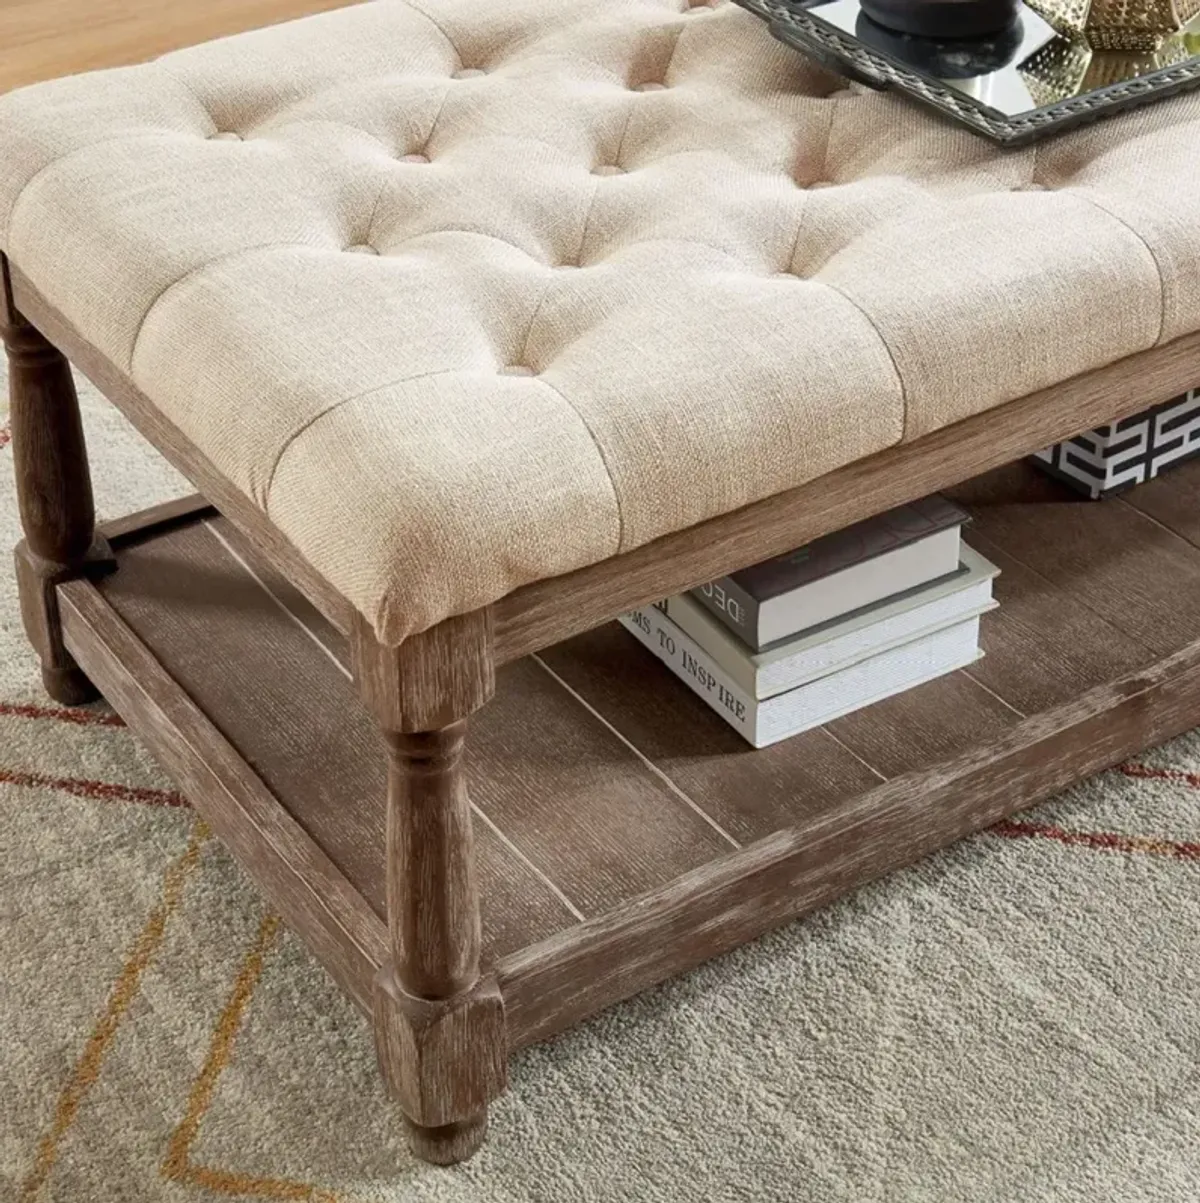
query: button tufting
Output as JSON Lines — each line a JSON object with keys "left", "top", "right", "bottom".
{"left": 17, "top": 0, "right": 1199, "bottom": 664}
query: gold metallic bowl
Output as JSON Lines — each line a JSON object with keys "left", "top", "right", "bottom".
{"left": 1019, "top": 30, "right": 1190, "bottom": 103}
{"left": 1026, "top": 0, "right": 1200, "bottom": 52}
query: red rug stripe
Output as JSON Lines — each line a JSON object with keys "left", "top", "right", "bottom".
{"left": 992, "top": 818, "right": 1200, "bottom": 862}
{"left": 0, "top": 425, "right": 9, "bottom": 451}
{"left": 0, "top": 699, "right": 125, "bottom": 727}
{"left": 0, "top": 766, "right": 188, "bottom": 808}
{"left": 1119, "top": 761, "right": 1200, "bottom": 790}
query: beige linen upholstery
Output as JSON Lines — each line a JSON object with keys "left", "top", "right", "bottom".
{"left": 1, "top": 0, "right": 1198, "bottom": 641}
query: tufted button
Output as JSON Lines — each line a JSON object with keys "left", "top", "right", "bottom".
{"left": 453, "top": 67, "right": 486, "bottom": 79}
{"left": 400, "top": 152, "right": 430, "bottom": 164}
{"left": 209, "top": 131, "right": 242, "bottom": 141}
{"left": 591, "top": 164, "right": 625, "bottom": 176}
{"left": 500, "top": 364, "right": 536, "bottom": 377}
{"left": 345, "top": 244, "right": 379, "bottom": 255}
{"left": 633, "top": 82, "right": 667, "bottom": 92}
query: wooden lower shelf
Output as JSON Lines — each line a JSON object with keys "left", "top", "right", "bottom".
{"left": 55, "top": 459, "right": 1200, "bottom": 1049}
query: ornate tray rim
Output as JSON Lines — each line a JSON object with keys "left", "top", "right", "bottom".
{"left": 736, "top": 0, "right": 1200, "bottom": 144}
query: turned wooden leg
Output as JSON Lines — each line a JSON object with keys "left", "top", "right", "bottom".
{"left": 2, "top": 256, "right": 112, "bottom": 704}
{"left": 353, "top": 609, "right": 506, "bottom": 1166}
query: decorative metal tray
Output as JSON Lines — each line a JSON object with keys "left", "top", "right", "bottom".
{"left": 734, "top": 0, "right": 1200, "bottom": 144}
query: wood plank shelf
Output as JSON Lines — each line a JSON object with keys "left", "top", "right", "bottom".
{"left": 56, "top": 458, "right": 1200, "bottom": 1050}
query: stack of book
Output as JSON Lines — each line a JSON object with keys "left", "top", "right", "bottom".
{"left": 620, "top": 496, "right": 1000, "bottom": 748}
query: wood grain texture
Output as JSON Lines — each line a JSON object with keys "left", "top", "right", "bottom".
{"left": 825, "top": 670, "right": 1018, "bottom": 778}
{"left": 99, "top": 493, "right": 215, "bottom": 546}
{"left": 8, "top": 265, "right": 355, "bottom": 635}
{"left": 181, "top": 522, "right": 735, "bottom": 914}
{"left": 355, "top": 605, "right": 505, "bottom": 1160}
{"left": 1121, "top": 455, "right": 1200, "bottom": 553}
{"left": 0, "top": 0, "right": 356, "bottom": 92}
{"left": 13, "top": 536, "right": 114, "bottom": 703}
{"left": 3, "top": 255, "right": 112, "bottom": 702}
{"left": 213, "top": 541, "right": 740, "bottom": 914}
{"left": 497, "top": 635, "right": 1200, "bottom": 1048}
{"left": 96, "top": 518, "right": 577, "bottom": 957}
{"left": 471, "top": 655, "right": 738, "bottom": 912}
{"left": 3, "top": 272, "right": 93, "bottom": 564}
{"left": 537, "top": 627, "right": 884, "bottom": 843}
{"left": 222, "top": 546, "right": 741, "bottom": 915}
{"left": 492, "top": 330, "right": 1200, "bottom": 662}
{"left": 374, "top": 969, "right": 505, "bottom": 1140}
{"left": 353, "top": 610, "right": 495, "bottom": 734}
{"left": 952, "top": 531, "right": 1154, "bottom": 714}
{"left": 57, "top": 577, "right": 388, "bottom": 1014}
{"left": 950, "top": 462, "right": 1200, "bottom": 656}
{"left": 383, "top": 723, "right": 482, "bottom": 999}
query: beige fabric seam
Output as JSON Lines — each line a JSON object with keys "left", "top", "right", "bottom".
{"left": 261, "top": 366, "right": 463, "bottom": 514}
{"left": 534, "top": 374, "right": 626, "bottom": 553}
{"left": 1066, "top": 188, "right": 1168, "bottom": 348}
{"left": 816, "top": 277, "right": 909, "bottom": 444}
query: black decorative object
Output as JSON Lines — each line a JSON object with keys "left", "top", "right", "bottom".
{"left": 860, "top": 0, "right": 1022, "bottom": 38}
{"left": 1032, "top": 390, "right": 1200, "bottom": 498}
{"left": 734, "top": 0, "right": 1200, "bottom": 144}
{"left": 855, "top": 12, "right": 1026, "bottom": 75}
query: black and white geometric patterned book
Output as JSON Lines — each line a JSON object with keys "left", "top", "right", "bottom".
{"left": 1032, "top": 389, "right": 1200, "bottom": 500}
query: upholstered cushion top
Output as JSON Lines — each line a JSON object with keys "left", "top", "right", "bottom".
{"left": 1, "top": 0, "right": 1198, "bottom": 640}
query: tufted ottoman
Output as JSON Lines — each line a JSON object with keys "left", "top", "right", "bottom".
{"left": 5, "top": 0, "right": 1200, "bottom": 1167}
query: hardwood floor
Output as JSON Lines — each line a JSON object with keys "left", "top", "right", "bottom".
{"left": 0, "top": 0, "right": 356, "bottom": 92}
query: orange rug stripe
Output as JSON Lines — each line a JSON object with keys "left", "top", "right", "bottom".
{"left": 19, "top": 821, "right": 210, "bottom": 1201}
{"left": 0, "top": 765, "right": 187, "bottom": 808}
{"left": 0, "top": 424, "right": 9, "bottom": 451}
{"left": 992, "top": 818, "right": 1200, "bottom": 861}
{"left": 0, "top": 698, "right": 125, "bottom": 727}
{"left": 162, "top": 913, "right": 341, "bottom": 1202}
{"left": 1119, "top": 761, "right": 1200, "bottom": 790}
{"left": 169, "top": 1163, "right": 340, "bottom": 1201}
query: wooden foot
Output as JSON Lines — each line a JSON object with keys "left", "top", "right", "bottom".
{"left": 374, "top": 965, "right": 506, "bottom": 1156}
{"left": 354, "top": 611, "right": 506, "bottom": 1165}
{"left": 403, "top": 1113, "right": 488, "bottom": 1166}
{"left": 3, "top": 255, "right": 110, "bottom": 700}
{"left": 15, "top": 537, "right": 114, "bottom": 703}
{"left": 42, "top": 663, "right": 100, "bottom": 706}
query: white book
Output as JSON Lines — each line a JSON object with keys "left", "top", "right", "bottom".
{"left": 667, "top": 544, "right": 999, "bottom": 701}
{"left": 619, "top": 603, "right": 984, "bottom": 749}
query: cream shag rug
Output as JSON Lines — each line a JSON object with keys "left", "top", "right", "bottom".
{"left": 2, "top": 365, "right": 1199, "bottom": 1203}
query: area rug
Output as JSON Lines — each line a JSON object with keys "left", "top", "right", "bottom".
{"left": 1, "top": 363, "right": 1199, "bottom": 1203}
